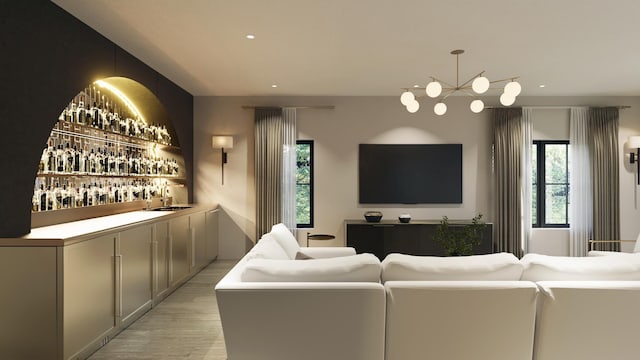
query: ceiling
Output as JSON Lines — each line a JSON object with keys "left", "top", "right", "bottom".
{"left": 53, "top": 0, "right": 640, "bottom": 98}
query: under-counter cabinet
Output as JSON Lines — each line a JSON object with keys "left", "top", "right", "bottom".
{"left": 169, "top": 215, "right": 190, "bottom": 287}
{"left": 118, "top": 225, "right": 153, "bottom": 327}
{"left": 64, "top": 234, "right": 117, "bottom": 359}
{"left": 205, "top": 209, "right": 219, "bottom": 262}
{"left": 0, "top": 206, "right": 217, "bottom": 360}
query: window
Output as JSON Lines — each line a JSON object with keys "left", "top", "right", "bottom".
{"left": 296, "top": 140, "right": 314, "bottom": 228}
{"left": 532, "top": 140, "right": 570, "bottom": 228}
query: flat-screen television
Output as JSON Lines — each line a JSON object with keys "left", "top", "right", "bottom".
{"left": 358, "top": 144, "right": 462, "bottom": 204}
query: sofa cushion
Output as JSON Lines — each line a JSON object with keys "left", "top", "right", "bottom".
{"left": 381, "top": 253, "right": 523, "bottom": 282}
{"left": 241, "top": 253, "right": 381, "bottom": 282}
{"left": 270, "top": 223, "right": 300, "bottom": 259}
{"left": 521, "top": 253, "right": 640, "bottom": 281}
{"left": 245, "top": 234, "right": 289, "bottom": 260}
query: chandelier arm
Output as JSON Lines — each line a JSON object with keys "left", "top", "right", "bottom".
{"left": 435, "top": 79, "right": 458, "bottom": 90}
{"left": 439, "top": 89, "right": 457, "bottom": 101}
{"left": 490, "top": 76, "right": 520, "bottom": 84}
{"left": 459, "top": 71, "right": 486, "bottom": 88}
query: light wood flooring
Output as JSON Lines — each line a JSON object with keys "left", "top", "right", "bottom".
{"left": 89, "top": 260, "right": 236, "bottom": 360}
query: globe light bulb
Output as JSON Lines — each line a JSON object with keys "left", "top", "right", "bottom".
{"left": 406, "top": 100, "right": 420, "bottom": 113}
{"left": 500, "top": 93, "right": 516, "bottom": 106}
{"left": 472, "top": 76, "right": 490, "bottom": 94}
{"left": 434, "top": 102, "right": 447, "bottom": 116}
{"left": 470, "top": 99, "right": 485, "bottom": 113}
{"left": 426, "top": 81, "right": 442, "bottom": 98}
{"left": 504, "top": 81, "right": 522, "bottom": 97}
{"left": 400, "top": 91, "right": 415, "bottom": 106}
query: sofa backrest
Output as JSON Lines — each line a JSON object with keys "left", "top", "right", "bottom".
{"left": 381, "top": 252, "right": 523, "bottom": 282}
{"left": 521, "top": 253, "right": 640, "bottom": 281}
{"left": 384, "top": 281, "right": 538, "bottom": 360}
{"left": 533, "top": 281, "right": 640, "bottom": 360}
{"left": 241, "top": 253, "right": 381, "bottom": 282}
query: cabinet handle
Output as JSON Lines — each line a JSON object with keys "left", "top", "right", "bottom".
{"left": 152, "top": 241, "right": 158, "bottom": 295}
{"left": 191, "top": 228, "right": 196, "bottom": 268}
{"left": 116, "top": 254, "right": 123, "bottom": 318}
{"left": 168, "top": 235, "right": 173, "bottom": 283}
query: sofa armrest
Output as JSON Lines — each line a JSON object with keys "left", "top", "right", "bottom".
{"left": 216, "top": 282, "right": 385, "bottom": 360}
{"left": 300, "top": 246, "right": 356, "bottom": 258}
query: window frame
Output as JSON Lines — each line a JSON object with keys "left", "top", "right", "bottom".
{"left": 532, "top": 140, "right": 570, "bottom": 228}
{"left": 295, "top": 140, "right": 314, "bottom": 228}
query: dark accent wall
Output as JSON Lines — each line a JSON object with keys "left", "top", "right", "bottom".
{"left": 0, "top": 1, "right": 194, "bottom": 237}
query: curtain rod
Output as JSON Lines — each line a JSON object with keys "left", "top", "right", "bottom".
{"left": 486, "top": 105, "right": 630, "bottom": 110}
{"left": 241, "top": 105, "right": 335, "bottom": 110}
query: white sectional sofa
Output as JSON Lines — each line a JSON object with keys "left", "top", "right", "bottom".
{"left": 216, "top": 224, "right": 640, "bottom": 360}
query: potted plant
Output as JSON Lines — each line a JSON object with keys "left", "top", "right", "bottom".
{"left": 434, "top": 214, "right": 487, "bottom": 256}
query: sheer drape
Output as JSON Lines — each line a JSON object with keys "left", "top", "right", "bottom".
{"left": 255, "top": 108, "right": 284, "bottom": 239}
{"left": 569, "top": 107, "right": 592, "bottom": 256}
{"left": 521, "top": 108, "right": 533, "bottom": 254}
{"left": 493, "top": 108, "right": 524, "bottom": 257}
{"left": 589, "top": 107, "right": 620, "bottom": 250}
{"left": 281, "top": 108, "right": 297, "bottom": 230}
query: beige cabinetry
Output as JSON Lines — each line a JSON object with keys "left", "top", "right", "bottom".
{"left": 169, "top": 215, "right": 190, "bottom": 286}
{"left": 117, "top": 225, "right": 153, "bottom": 327}
{"left": 191, "top": 211, "right": 207, "bottom": 270}
{"left": 153, "top": 220, "right": 170, "bottom": 302}
{"left": 0, "top": 207, "right": 216, "bottom": 360}
{"left": 63, "top": 234, "right": 117, "bottom": 360}
{"left": 205, "top": 209, "right": 219, "bottom": 262}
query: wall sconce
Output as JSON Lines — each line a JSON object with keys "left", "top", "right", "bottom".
{"left": 629, "top": 136, "right": 640, "bottom": 185}
{"left": 212, "top": 135, "right": 234, "bottom": 185}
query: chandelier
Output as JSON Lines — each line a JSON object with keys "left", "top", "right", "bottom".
{"left": 400, "top": 49, "right": 522, "bottom": 115}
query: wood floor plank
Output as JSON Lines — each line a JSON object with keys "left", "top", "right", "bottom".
{"left": 88, "top": 260, "right": 236, "bottom": 360}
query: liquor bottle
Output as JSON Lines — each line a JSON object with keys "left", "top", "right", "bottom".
{"left": 53, "top": 182, "right": 62, "bottom": 210}
{"left": 73, "top": 145, "right": 81, "bottom": 172}
{"left": 76, "top": 96, "right": 86, "bottom": 125}
{"left": 69, "top": 100, "right": 77, "bottom": 123}
{"left": 56, "top": 145, "right": 64, "bottom": 173}
{"left": 98, "top": 183, "right": 107, "bottom": 205}
{"left": 81, "top": 184, "right": 89, "bottom": 207}
{"left": 45, "top": 185, "right": 53, "bottom": 211}
{"left": 61, "top": 184, "right": 69, "bottom": 209}
{"left": 88, "top": 149, "right": 97, "bottom": 174}
{"left": 109, "top": 151, "right": 117, "bottom": 174}
{"left": 64, "top": 143, "right": 74, "bottom": 173}
{"left": 32, "top": 186, "right": 41, "bottom": 212}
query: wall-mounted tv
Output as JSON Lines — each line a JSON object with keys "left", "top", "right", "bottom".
{"left": 358, "top": 144, "right": 462, "bottom": 204}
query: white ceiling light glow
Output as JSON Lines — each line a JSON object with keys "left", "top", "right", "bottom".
{"left": 400, "top": 49, "right": 521, "bottom": 115}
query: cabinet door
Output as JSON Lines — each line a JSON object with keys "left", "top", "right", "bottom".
{"left": 154, "top": 221, "right": 170, "bottom": 299}
{"left": 190, "top": 211, "right": 206, "bottom": 270}
{"left": 346, "top": 224, "right": 386, "bottom": 259}
{"left": 205, "top": 209, "right": 219, "bottom": 261}
{"left": 170, "top": 215, "right": 190, "bottom": 286}
{"left": 118, "top": 226, "right": 152, "bottom": 325}
{"left": 63, "top": 234, "right": 116, "bottom": 360}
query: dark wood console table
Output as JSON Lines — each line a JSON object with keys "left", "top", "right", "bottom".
{"left": 345, "top": 220, "right": 493, "bottom": 259}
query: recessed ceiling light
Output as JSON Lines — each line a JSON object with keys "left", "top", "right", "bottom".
{"left": 246, "top": 34, "right": 255, "bottom": 39}
{"left": 271, "top": 84, "right": 278, "bottom": 88}
{"left": 413, "top": 84, "right": 420, "bottom": 88}
{"left": 539, "top": 84, "right": 546, "bottom": 88}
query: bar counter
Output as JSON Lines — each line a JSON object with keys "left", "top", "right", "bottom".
{"left": 0, "top": 204, "right": 215, "bottom": 246}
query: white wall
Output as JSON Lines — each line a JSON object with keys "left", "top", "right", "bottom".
{"left": 194, "top": 95, "right": 640, "bottom": 259}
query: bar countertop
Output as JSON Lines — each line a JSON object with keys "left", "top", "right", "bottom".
{"left": 0, "top": 204, "right": 217, "bottom": 247}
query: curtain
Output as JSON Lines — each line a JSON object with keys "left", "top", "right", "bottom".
{"left": 589, "top": 107, "right": 620, "bottom": 250}
{"left": 281, "top": 108, "right": 297, "bottom": 230}
{"left": 255, "top": 108, "right": 284, "bottom": 239}
{"left": 493, "top": 108, "right": 524, "bottom": 257}
{"left": 569, "top": 107, "right": 592, "bottom": 256}
{"left": 521, "top": 108, "right": 533, "bottom": 254}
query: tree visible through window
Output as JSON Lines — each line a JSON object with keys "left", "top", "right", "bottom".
{"left": 296, "top": 140, "right": 313, "bottom": 228}
{"left": 532, "top": 141, "right": 570, "bottom": 227}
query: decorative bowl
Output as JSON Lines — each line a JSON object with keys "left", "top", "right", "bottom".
{"left": 399, "top": 214, "right": 411, "bottom": 223}
{"left": 364, "top": 211, "right": 383, "bottom": 223}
